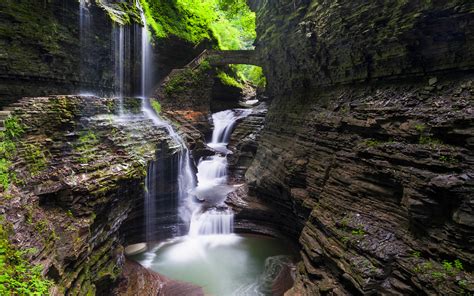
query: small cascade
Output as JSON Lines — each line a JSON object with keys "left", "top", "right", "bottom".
{"left": 208, "top": 109, "right": 252, "bottom": 153}
{"left": 188, "top": 109, "right": 251, "bottom": 236}
{"left": 189, "top": 208, "right": 234, "bottom": 236}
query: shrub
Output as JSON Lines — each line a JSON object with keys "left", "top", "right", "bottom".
{"left": 0, "top": 222, "right": 52, "bottom": 295}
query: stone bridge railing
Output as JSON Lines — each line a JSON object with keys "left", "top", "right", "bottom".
{"left": 185, "top": 49, "right": 259, "bottom": 69}
{"left": 161, "top": 49, "right": 259, "bottom": 86}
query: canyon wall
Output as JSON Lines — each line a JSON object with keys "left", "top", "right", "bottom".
{"left": 0, "top": 0, "right": 115, "bottom": 106}
{"left": 246, "top": 0, "right": 474, "bottom": 294}
{"left": 0, "top": 0, "right": 206, "bottom": 107}
{"left": 0, "top": 96, "right": 180, "bottom": 294}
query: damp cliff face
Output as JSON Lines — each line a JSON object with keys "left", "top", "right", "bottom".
{"left": 245, "top": 0, "right": 474, "bottom": 294}
{"left": 0, "top": 0, "right": 208, "bottom": 107}
{"left": 0, "top": 96, "right": 178, "bottom": 294}
{"left": 0, "top": 0, "right": 115, "bottom": 105}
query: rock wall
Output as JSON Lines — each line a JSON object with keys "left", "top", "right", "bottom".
{"left": 0, "top": 0, "right": 116, "bottom": 106}
{"left": 0, "top": 96, "right": 179, "bottom": 294}
{"left": 245, "top": 0, "right": 474, "bottom": 294}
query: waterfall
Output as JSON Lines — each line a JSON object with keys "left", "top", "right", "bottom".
{"left": 189, "top": 208, "right": 234, "bottom": 236}
{"left": 137, "top": 1, "right": 196, "bottom": 241}
{"left": 113, "top": 25, "right": 125, "bottom": 114}
{"left": 137, "top": 0, "right": 153, "bottom": 98}
{"left": 144, "top": 161, "right": 157, "bottom": 243}
{"left": 79, "top": 0, "right": 91, "bottom": 93}
{"left": 189, "top": 109, "right": 251, "bottom": 236}
{"left": 208, "top": 109, "right": 252, "bottom": 153}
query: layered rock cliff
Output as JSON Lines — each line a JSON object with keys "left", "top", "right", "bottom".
{"left": 243, "top": 0, "right": 474, "bottom": 294}
{"left": 0, "top": 96, "right": 180, "bottom": 294}
{"left": 0, "top": 0, "right": 115, "bottom": 105}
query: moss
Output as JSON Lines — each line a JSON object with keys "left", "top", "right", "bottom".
{"left": 75, "top": 131, "right": 99, "bottom": 164}
{"left": 164, "top": 63, "right": 212, "bottom": 96}
{"left": 97, "top": 0, "right": 142, "bottom": 25}
{"left": 217, "top": 70, "right": 243, "bottom": 88}
{"left": 0, "top": 219, "right": 52, "bottom": 295}
{"left": 141, "top": 0, "right": 255, "bottom": 48}
{"left": 22, "top": 144, "right": 48, "bottom": 177}
{"left": 0, "top": 116, "right": 24, "bottom": 190}
{"left": 150, "top": 100, "right": 161, "bottom": 114}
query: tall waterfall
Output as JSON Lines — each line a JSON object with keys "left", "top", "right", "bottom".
{"left": 137, "top": 0, "right": 153, "bottom": 98}
{"left": 189, "top": 109, "right": 251, "bottom": 236}
{"left": 79, "top": 0, "right": 91, "bottom": 94}
{"left": 113, "top": 25, "right": 125, "bottom": 114}
{"left": 136, "top": 1, "right": 196, "bottom": 242}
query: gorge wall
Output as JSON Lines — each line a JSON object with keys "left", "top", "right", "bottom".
{"left": 0, "top": 0, "right": 207, "bottom": 107}
{"left": 244, "top": 0, "right": 474, "bottom": 294}
{"left": 0, "top": 96, "right": 181, "bottom": 294}
{"left": 0, "top": 0, "right": 115, "bottom": 105}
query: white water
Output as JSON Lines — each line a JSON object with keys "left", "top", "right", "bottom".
{"left": 115, "top": 25, "right": 125, "bottom": 114}
{"left": 189, "top": 109, "right": 252, "bottom": 236}
{"left": 208, "top": 109, "right": 252, "bottom": 154}
{"left": 79, "top": 0, "right": 91, "bottom": 93}
{"left": 136, "top": 1, "right": 196, "bottom": 241}
{"left": 144, "top": 161, "right": 157, "bottom": 243}
{"left": 137, "top": 0, "right": 153, "bottom": 98}
{"left": 189, "top": 208, "right": 234, "bottom": 236}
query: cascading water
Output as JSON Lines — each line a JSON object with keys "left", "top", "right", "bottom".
{"left": 136, "top": 1, "right": 196, "bottom": 241}
{"left": 132, "top": 109, "right": 295, "bottom": 295}
{"left": 113, "top": 25, "right": 125, "bottom": 114}
{"left": 79, "top": 0, "right": 91, "bottom": 94}
{"left": 189, "top": 109, "right": 251, "bottom": 236}
{"left": 137, "top": 0, "right": 153, "bottom": 98}
{"left": 208, "top": 109, "right": 252, "bottom": 154}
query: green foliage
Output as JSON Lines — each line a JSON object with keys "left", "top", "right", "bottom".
{"left": 23, "top": 144, "right": 47, "bottom": 176}
{"left": 351, "top": 229, "right": 365, "bottom": 236}
{"left": 141, "top": 0, "right": 264, "bottom": 90}
{"left": 232, "top": 65, "right": 266, "bottom": 87}
{"left": 150, "top": 100, "right": 161, "bottom": 114}
{"left": 415, "top": 123, "right": 443, "bottom": 146}
{"left": 0, "top": 116, "right": 24, "bottom": 190}
{"left": 76, "top": 131, "right": 99, "bottom": 164}
{"left": 364, "top": 139, "right": 382, "bottom": 147}
{"left": 142, "top": 0, "right": 255, "bottom": 50}
{"left": 443, "top": 260, "right": 454, "bottom": 274}
{"left": 217, "top": 71, "right": 243, "bottom": 88}
{"left": 454, "top": 259, "right": 463, "bottom": 271}
{"left": 439, "top": 155, "right": 457, "bottom": 163}
{"left": 415, "top": 124, "right": 426, "bottom": 133}
{"left": 164, "top": 64, "right": 211, "bottom": 96}
{"left": 419, "top": 135, "right": 443, "bottom": 146}
{"left": 4, "top": 117, "right": 24, "bottom": 139}
{"left": 412, "top": 251, "right": 421, "bottom": 258}
{"left": 0, "top": 221, "right": 52, "bottom": 295}
{"left": 101, "top": 1, "right": 141, "bottom": 25}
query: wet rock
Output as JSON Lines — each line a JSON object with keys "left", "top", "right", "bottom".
{"left": 248, "top": 0, "right": 474, "bottom": 294}
{"left": 1, "top": 95, "right": 179, "bottom": 294}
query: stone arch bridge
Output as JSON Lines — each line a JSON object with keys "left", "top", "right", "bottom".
{"left": 185, "top": 49, "right": 259, "bottom": 69}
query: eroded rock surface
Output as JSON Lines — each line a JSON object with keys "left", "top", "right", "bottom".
{"left": 242, "top": 0, "right": 474, "bottom": 294}
{"left": 0, "top": 96, "right": 179, "bottom": 294}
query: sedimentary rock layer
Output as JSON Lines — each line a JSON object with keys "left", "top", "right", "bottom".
{"left": 0, "top": 96, "right": 178, "bottom": 294}
{"left": 245, "top": 0, "right": 474, "bottom": 294}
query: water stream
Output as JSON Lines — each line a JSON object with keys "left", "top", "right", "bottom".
{"left": 107, "top": 3, "right": 294, "bottom": 294}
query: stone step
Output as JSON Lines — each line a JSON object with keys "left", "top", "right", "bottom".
{"left": 0, "top": 110, "right": 11, "bottom": 131}
{"left": 0, "top": 110, "right": 12, "bottom": 117}
{"left": 2, "top": 106, "right": 17, "bottom": 112}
